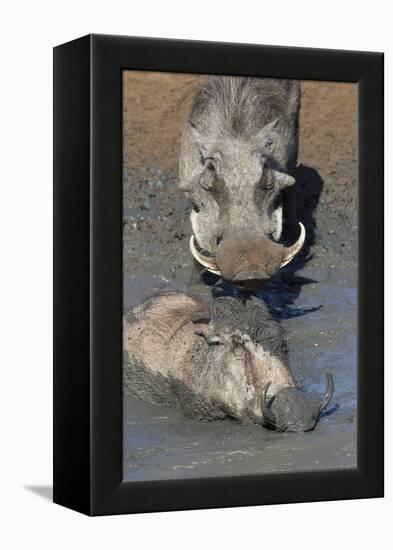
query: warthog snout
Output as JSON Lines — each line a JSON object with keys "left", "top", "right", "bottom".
{"left": 216, "top": 231, "right": 285, "bottom": 283}
{"left": 261, "top": 374, "right": 334, "bottom": 432}
{"left": 190, "top": 222, "right": 306, "bottom": 285}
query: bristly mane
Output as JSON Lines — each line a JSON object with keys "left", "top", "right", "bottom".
{"left": 189, "top": 76, "right": 293, "bottom": 139}
{"left": 211, "top": 296, "right": 285, "bottom": 353}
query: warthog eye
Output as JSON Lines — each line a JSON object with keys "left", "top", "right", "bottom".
{"left": 205, "top": 159, "right": 216, "bottom": 173}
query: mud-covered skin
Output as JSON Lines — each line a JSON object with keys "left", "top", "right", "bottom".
{"left": 179, "top": 77, "right": 301, "bottom": 284}
{"left": 267, "top": 388, "right": 319, "bottom": 432}
{"left": 123, "top": 293, "right": 332, "bottom": 432}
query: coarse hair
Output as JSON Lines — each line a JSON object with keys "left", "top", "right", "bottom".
{"left": 188, "top": 76, "right": 298, "bottom": 138}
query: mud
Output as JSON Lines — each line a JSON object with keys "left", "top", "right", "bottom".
{"left": 122, "top": 72, "right": 357, "bottom": 480}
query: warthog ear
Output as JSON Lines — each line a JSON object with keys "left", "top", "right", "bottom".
{"left": 188, "top": 121, "right": 209, "bottom": 157}
{"left": 255, "top": 117, "right": 281, "bottom": 149}
{"left": 188, "top": 121, "right": 222, "bottom": 164}
{"left": 160, "top": 298, "right": 211, "bottom": 340}
{"left": 178, "top": 122, "right": 215, "bottom": 191}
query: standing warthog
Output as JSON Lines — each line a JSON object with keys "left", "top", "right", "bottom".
{"left": 123, "top": 292, "right": 333, "bottom": 432}
{"left": 179, "top": 76, "right": 305, "bottom": 286}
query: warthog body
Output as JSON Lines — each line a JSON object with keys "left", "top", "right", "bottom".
{"left": 179, "top": 76, "right": 304, "bottom": 285}
{"left": 123, "top": 293, "right": 333, "bottom": 432}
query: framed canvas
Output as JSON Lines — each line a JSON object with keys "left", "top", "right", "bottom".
{"left": 53, "top": 34, "right": 384, "bottom": 516}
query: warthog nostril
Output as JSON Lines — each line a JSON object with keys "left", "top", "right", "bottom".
{"left": 232, "top": 268, "right": 270, "bottom": 282}
{"left": 216, "top": 236, "right": 223, "bottom": 246}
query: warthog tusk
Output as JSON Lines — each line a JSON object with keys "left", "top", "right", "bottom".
{"left": 190, "top": 222, "right": 306, "bottom": 276}
{"left": 280, "top": 222, "right": 306, "bottom": 268}
{"left": 318, "top": 373, "right": 334, "bottom": 414}
{"left": 262, "top": 381, "right": 273, "bottom": 409}
{"left": 189, "top": 236, "right": 222, "bottom": 275}
{"left": 261, "top": 381, "right": 277, "bottom": 428}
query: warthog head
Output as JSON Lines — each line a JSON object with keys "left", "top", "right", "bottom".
{"left": 196, "top": 296, "right": 334, "bottom": 432}
{"left": 179, "top": 76, "right": 303, "bottom": 286}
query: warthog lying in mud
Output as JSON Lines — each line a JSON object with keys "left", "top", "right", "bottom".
{"left": 123, "top": 292, "right": 333, "bottom": 432}
{"left": 179, "top": 76, "right": 305, "bottom": 286}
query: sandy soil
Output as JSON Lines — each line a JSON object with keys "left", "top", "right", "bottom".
{"left": 122, "top": 72, "right": 358, "bottom": 481}
{"left": 123, "top": 72, "right": 357, "bottom": 213}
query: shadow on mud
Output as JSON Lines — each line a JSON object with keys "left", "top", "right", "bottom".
{"left": 204, "top": 165, "right": 324, "bottom": 320}
{"left": 320, "top": 403, "right": 340, "bottom": 417}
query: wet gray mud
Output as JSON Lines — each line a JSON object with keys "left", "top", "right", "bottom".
{"left": 122, "top": 164, "right": 357, "bottom": 481}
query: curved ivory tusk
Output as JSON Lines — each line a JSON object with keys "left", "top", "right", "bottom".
{"left": 191, "top": 222, "right": 305, "bottom": 276}
{"left": 261, "top": 382, "right": 277, "bottom": 427}
{"left": 189, "top": 236, "right": 222, "bottom": 275}
{"left": 319, "top": 373, "right": 334, "bottom": 414}
{"left": 261, "top": 382, "right": 272, "bottom": 409}
{"left": 280, "top": 222, "right": 306, "bottom": 268}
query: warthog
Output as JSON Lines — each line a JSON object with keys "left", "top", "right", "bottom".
{"left": 123, "top": 292, "right": 333, "bottom": 432}
{"left": 179, "top": 76, "right": 305, "bottom": 286}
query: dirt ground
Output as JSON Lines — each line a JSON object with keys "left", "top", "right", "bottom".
{"left": 122, "top": 71, "right": 358, "bottom": 481}
{"left": 123, "top": 72, "right": 357, "bottom": 213}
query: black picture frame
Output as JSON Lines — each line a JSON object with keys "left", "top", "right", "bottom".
{"left": 53, "top": 34, "right": 384, "bottom": 516}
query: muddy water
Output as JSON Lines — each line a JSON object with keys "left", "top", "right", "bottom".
{"left": 121, "top": 74, "right": 357, "bottom": 481}
{"left": 122, "top": 206, "right": 357, "bottom": 481}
